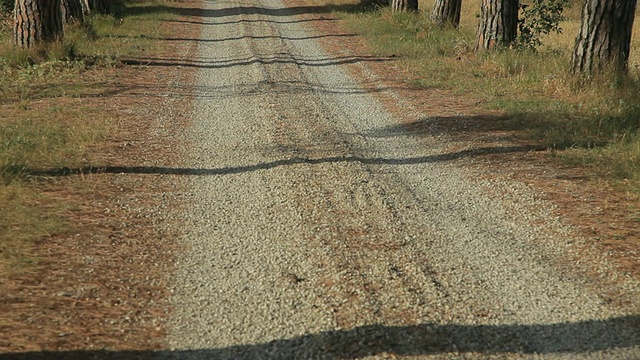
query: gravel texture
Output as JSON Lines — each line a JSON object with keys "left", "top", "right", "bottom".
{"left": 162, "top": 0, "right": 640, "bottom": 358}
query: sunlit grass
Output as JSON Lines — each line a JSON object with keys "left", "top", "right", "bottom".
{"left": 0, "top": 0, "right": 176, "bottom": 277}
{"left": 329, "top": 0, "right": 640, "bottom": 191}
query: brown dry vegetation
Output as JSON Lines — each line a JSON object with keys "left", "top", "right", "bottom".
{"left": 0, "top": 0, "right": 198, "bottom": 353}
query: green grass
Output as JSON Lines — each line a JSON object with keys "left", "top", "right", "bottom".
{"left": 0, "top": 0, "right": 178, "bottom": 277}
{"left": 330, "top": 1, "right": 640, "bottom": 191}
{"left": 0, "top": 107, "right": 107, "bottom": 179}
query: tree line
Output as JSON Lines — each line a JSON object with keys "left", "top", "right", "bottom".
{"left": 12, "top": 0, "right": 120, "bottom": 48}
{"left": 392, "top": 0, "right": 637, "bottom": 75}
{"left": 10, "top": 0, "right": 638, "bottom": 76}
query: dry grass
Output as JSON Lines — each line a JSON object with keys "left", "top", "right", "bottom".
{"left": 0, "top": 1, "right": 176, "bottom": 277}
{"left": 0, "top": 184, "right": 64, "bottom": 278}
{"left": 324, "top": 0, "right": 640, "bottom": 192}
{"left": 0, "top": 0, "right": 198, "bottom": 351}
{"left": 0, "top": 80, "right": 110, "bottom": 276}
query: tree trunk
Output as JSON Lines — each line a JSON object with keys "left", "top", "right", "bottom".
{"left": 570, "top": 0, "right": 637, "bottom": 74}
{"left": 391, "top": 0, "right": 418, "bottom": 13}
{"left": 475, "top": 0, "right": 518, "bottom": 51}
{"left": 80, "top": 0, "right": 91, "bottom": 16}
{"left": 61, "top": 0, "right": 84, "bottom": 24}
{"left": 431, "top": 0, "right": 462, "bottom": 28}
{"left": 88, "top": 0, "right": 111, "bottom": 14}
{"left": 14, "top": 0, "right": 63, "bottom": 48}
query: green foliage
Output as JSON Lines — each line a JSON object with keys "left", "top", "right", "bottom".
{"left": 517, "top": 0, "right": 569, "bottom": 49}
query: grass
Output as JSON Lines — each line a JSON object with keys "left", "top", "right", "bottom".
{"left": 0, "top": 0, "right": 177, "bottom": 277}
{"left": 0, "top": 183, "right": 66, "bottom": 276}
{"left": 1, "top": 0, "right": 638, "bottom": 275}
{"left": 326, "top": 0, "right": 640, "bottom": 191}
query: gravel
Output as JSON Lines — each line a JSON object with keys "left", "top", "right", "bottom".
{"left": 160, "top": 0, "right": 640, "bottom": 358}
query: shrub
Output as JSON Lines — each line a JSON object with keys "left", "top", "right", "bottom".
{"left": 518, "top": 0, "right": 569, "bottom": 49}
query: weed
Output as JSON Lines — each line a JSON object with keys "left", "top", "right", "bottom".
{"left": 518, "top": 0, "right": 569, "bottom": 49}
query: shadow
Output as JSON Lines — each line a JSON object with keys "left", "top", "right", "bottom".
{"left": 383, "top": 112, "right": 639, "bottom": 151}
{"left": 121, "top": 54, "right": 394, "bottom": 69}
{"left": 162, "top": 17, "right": 338, "bottom": 26}
{"left": 2, "top": 315, "right": 639, "bottom": 359}
{"left": 15, "top": 75, "right": 418, "bottom": 103}
{"left": 365, "top": 115, "right": 523, "bottom": 139}
{"left": 26, "top": 146, "right": 543, "bottom": 177}
{"left": 62, "top": 79, "right": 422, "bottom": 102}
{"left": 362, "top": 114, "right": 563, "bottom": 148}
{"left": 125, "top": 2, "right": 379, "bottom": 19}
{"left": 125, "top": 4, "right": 333, "bottom": 18}
{"left": 112, "top": 33, "right": 356, "bottom": 43}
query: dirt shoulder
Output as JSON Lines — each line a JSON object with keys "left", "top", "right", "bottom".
{"left": 0, "top": 2, "right": 200, "bottom": 354}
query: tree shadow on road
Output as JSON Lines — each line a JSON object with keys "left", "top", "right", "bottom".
{"left": 113, "top": 33, "right": 357, "bottom": 43}
{"left": 162, "top": 16, "right": 339, "bottom": 26}
{"left": 363, "top": 114, "right": 582, "bottom": 150}
{"left": 121, "top": 53, "right": 394, "bottom": 69}
{"left": 124, "top": 0, "right": 380, "bottom": 19}
{"left": 22, "top": 145, "right": 544, "bottom": 178}
{"left": 3, "top": 315, "right": 639, "bottom": 359}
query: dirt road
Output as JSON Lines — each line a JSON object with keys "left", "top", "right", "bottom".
{"left": 162, "top": 0, "right": 639, "bottom": 358}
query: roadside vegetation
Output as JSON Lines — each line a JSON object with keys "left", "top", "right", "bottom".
{"left": 2, "top": 0, "right": 638, "bottom": 280}
{"left": 330, "top": 0, "right": 640, "bottom": 193}
{"left": 0, "top": 1, "right": 175, "bottom": 278}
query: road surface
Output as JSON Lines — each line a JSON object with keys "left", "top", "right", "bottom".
{"left": 162, "top": 0, "right": 640, "bottom": 358}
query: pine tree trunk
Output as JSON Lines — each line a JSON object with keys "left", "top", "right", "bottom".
{"left": 88, "top": 0, "right": 110, "bottom": 14}
{"left": 391, "top": 0, "right": 418, "bottom": 13}
{"left": 14, "top": 0, "right": 63, "bottom": 48}
{"left": 475, "top": 0, "right": 518, "bottom": 51}
{"left": 431, "top": 0, "right": 462, "bottom": 28}
{"left": 570, "top": 0, "right": 637, "bottom": 74}
{"left": 80, "top": 0, "right": 91, "bottom": 16}
{"left": 40, "top": 0, "right": 62, "bottom": 40}
{"left": 61, "top": 0, "right": 84, "bottom": 24}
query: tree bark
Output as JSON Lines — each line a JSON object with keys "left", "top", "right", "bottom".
{"left": 88, "top": 0, "right": 112, "bottom": 14}
{"left": 391, "top": 0, "right": 418, "bottom": 13}
{"left": 14, "top": 0, "right": 63, "bottom": 48}
{"left": 570, "top": 0, "right": 637, "bottom": 74}
{"left": 431, "top": 0, "right": 462, "bottom": 28}
{"left": 61, "top": 0, "right": 84, "bottom": 24}
{"left": 80, "top": 0, "right": 91, "bottom": 16}
{"left": 475, "top": 0, "right": 518, "bottom": 51}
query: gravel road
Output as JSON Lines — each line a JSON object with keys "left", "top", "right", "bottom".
{"left": 162, "top": 0, "right": 640, "bottom": 358}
